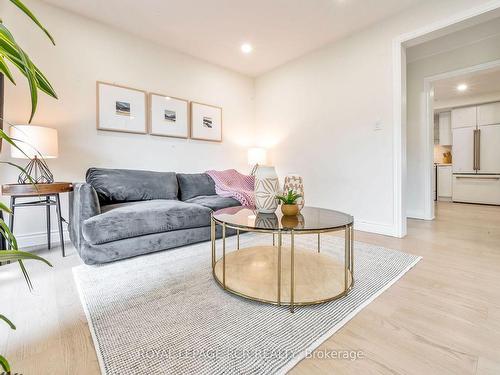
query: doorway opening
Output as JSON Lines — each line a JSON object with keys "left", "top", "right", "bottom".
{"left": 392, "top": 3, "right": 500, "bottom": 236}
{"left": 429, "top": 64, "right": 500, "bottom": 213}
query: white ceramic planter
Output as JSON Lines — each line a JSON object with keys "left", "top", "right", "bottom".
{"left": 254, "top": 166, "right": 280, "bottom": 213}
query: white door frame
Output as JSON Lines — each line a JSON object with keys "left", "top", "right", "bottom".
{"left": 392, "top": 0, "right": 500, "bottom": 238}
{"left": 422, "top": 59, "right": 500, "bottom": 220}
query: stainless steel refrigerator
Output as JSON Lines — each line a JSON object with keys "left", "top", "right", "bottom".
{"left": 452, "top": 102, "right": 500, "bottom": 205}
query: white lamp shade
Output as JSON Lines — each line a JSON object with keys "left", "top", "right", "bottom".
{"left": 10, "top": 125, "right": 59, "bottom": 159}
{"left": 247, "top": 147, "right": 267, "bottom": 166}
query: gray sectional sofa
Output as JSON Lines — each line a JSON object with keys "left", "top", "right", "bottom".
{"left": 69, "top": 168, "right": 240, "bottom": 264}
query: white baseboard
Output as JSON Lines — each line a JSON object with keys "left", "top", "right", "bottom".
{"left": 354, "top": 220, "right": 399, "bottom": 237}
{"left": 407, "top": 210, "right": 434, "bottom": 221}
{"left": 14, "top": 228, "right": 71, "bottom": 250}
{"left": 407, "top": 209, "right": 424, "bottom": 219}
{"left": 12, "top": 221, "right": 399, "bottom": 248}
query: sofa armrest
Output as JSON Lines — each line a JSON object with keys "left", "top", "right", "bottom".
{"left": 69, "top": 183, "right": 101, "bottom": 251}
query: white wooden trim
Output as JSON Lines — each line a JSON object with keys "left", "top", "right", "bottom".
{"left": 392, "top": 0, "right": 500, "bottom": 238}
{"left": 425, "top": 59, "right": 500, "bottom": 83}
{"left": 394, "top": 1, "right": 500, "bottom": 46}
{"left": 423, "top": 79, "right": 435, "bottom": 221}
{"left": 407, "top": 209, "right": 434, "bottom": 221}
{"left": 392, "top": 40, "right": 406, "bottom": 237}
{"left": 15, "top": 229, "right": 71, "bottom": 250}
{"left": 355, "top": 220, "right": 399, "bottom": 237}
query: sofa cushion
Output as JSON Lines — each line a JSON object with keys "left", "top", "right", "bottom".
{"left": 82, "top": 200, "right": 211, "bottom": 245}
{"left": 177, "top": 173, "right": 216, "bottom": 201}
{"left": 86, "top": 168, "right": 178, "bottom": 205}
{"left": 185, "top": 195, "right": 241, "bottom": 211}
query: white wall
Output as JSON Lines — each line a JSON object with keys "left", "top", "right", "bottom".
{"left": 0, "top": 0, "right": 255, "bottom": 247}
{"left": 255, "top": 0, "right": 496, "bottom": 236}
{"left": 406, "top": 35, "right": 500, "bottom": 219}
{"left": 2, "top": 0, "right": 498, "bottom": 246}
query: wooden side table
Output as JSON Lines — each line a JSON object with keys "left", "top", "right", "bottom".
{"left": 1, "top": 182, "right": 73, "bottom": 258}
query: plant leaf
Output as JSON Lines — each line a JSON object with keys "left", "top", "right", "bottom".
{"left": 0, "top": 127, "right": 32, "bottom": 159}
{"left": 34, "top": 64, "right": 57, "bottom": 98}
{"left": 4, "top": 120, "right": 52, "bottom": 170}
{"left": 0, "top": 202, "right": 12, "bottom": 214}
{"left": 0, "top": 161, "right": 36, "bottom": 185}
{"left": 0, "top": 24, "right": 38, "bottom": 122}
{"left": 0, "top": 314, "right": 16, "bottom": 330}
{"left": 0, "top": 354, "right": 10, "bottom": 373}
{"left": 0, "top": 42, "right": 57, "bottom": 98}
{"left": 0, "top": 55, "right": 15, "bottom": 84}
{"left": 9, "top": 0, "right": 55, "bottom": 45}
{"left": 0, "top": 250, "right": 53, "bottom": 267}
{"left": 18, "top": 259, "right": 33, "bottom": 290}
{"left": 0, "top": 219, "right": 17, "bottom": 249}
{"left": 0, "top": 30, "right": 57, "bottom": 99}
{"left": 19, "top": 51, "right": 37, "bottom": 123}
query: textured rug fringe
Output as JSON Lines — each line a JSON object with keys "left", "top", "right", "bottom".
{"left": 73, "top": 269, "right": 107, "bottom": 375}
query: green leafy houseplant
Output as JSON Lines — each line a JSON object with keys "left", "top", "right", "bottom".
{"left": 0, "top": 0, "right": 57, "bottom": 373}
{"left": 0, "top": 0, "right": 57, "bottom": 123}
{"left": 276, "top": 190, "right": 302, "bottom": 205}
{"left": 276, "top": 190, "right": 302, "bottom": 216}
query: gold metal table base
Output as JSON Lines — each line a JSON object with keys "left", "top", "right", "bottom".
{"left": 211, "top": 217, "right": 354, "bottom": 312}
{"left": 213, "top": 245, "right": 353, "bottom": 305}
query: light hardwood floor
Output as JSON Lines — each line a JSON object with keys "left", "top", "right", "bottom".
{"left": 1, "top": 202, "right": 499, "bottom": 374}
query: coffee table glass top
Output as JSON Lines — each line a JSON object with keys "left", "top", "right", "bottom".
{"left": 212, "top": 206, "right": 353, "bottom": 232}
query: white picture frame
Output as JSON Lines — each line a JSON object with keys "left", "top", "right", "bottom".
{"left": 96, "top": 82, "right": 147, "bottom": 134}
{"left": 149, "top": 93, "right": 189, "bottom": 138}
{"left": 190, "top": 102, "right": 222, "bottom": 142}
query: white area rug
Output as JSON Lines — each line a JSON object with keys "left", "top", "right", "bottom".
{"left": 73, "top": 233, "right": 421, "bottom": 375}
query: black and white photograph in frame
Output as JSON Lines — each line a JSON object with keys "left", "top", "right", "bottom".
{"left": 190, "top": 102, "right": 222, "bottom": 142}
{"left": 149, "top": 93, "right": 189, "bottom": 138}
{"left": 97, "top": 82, "right": 147, "bottom": 134}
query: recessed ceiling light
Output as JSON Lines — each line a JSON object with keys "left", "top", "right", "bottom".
{"left": 241, "top": 43, "right": 253, "bottom": 54}
{"left": 457, "top": 83, "right": 468, "bottom": 92}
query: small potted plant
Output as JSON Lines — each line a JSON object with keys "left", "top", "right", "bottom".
{"left": 276, "top": 190, "right": 302, "bottom": 216}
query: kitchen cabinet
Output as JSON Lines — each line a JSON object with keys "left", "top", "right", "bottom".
{"left": 452, "top": 127, "right": 475, "bottom": 173}
{"left": 451, "top": 106, "right": 477, "bottom": 129}
{"left": 438, "top": 112, "right": 452, "bottom": 145}
{"left": 477, "top": 102, "right": 500, "bottom": 126}
{"left": 478, "top": 124, "right": 500, "bottom": 174}
{"left": 437, "top": 165, "right": 452, "bottom": 199}
{"left": 453, "top": 175, "right": 500, "bottom": 205}
{"left": 449, "top": 101, "right": 500, "bottom": 205}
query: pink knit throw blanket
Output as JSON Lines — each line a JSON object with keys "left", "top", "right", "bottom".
{"left": 206, "top": 169, "right": 255, "bottom": 208}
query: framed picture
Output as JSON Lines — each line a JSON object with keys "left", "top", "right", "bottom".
{"left": 96, "top": 82, "right": 147, "bottom": 134}
{"left": 190, "top": 102, "right": 222, "bottom": 142}
{"left": 149, "top": 93, "right": 189, "bottom": 138}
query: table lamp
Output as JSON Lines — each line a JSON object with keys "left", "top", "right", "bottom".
{"left": 247, "top": 147, "right": 267, "bottom": 175}
{"left": 10, "top": 125, "right": 58, "bottom": 184}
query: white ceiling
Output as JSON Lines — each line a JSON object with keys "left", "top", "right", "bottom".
{"left": 434, "top": 67, "right": 500, "bottom": 102}
{"left": 42, "top": 0, "right": 426, "bottom": 76}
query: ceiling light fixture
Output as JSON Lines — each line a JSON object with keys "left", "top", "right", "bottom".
{"left": 457, "top": 83, "right": 468, "bottom": 92}
{"left": 241, "top": 43, "right": 253, "bottom": 54}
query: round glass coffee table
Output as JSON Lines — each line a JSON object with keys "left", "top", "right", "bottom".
{"left": 211, "top": 206, "right": 354, "bottom": 312}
